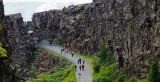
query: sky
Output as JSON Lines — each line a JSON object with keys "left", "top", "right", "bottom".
{"left": 3, "top": 0, "right": 92, "bottom": 21}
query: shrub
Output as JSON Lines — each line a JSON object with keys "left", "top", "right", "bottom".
{"left": 117, "top": 68, "right": 125, "bottom": 82}
{"left": 27, "top": 65, "right": 37, "bottom": 78}
{"left": 93, "top": 75, "right": 111, "bottom": 82}
{"left": 93, "top": 60, "right": 100, "bottom": 73}
{"left": 105, "top": 48, "right": 114, "bottom": 66}
{"left": 98, "top": 40, "right": 114, "bottom": 65}
{"left": 129, "top": 76, "right": 138, "bottom": 82}
{"left": 148, "top": 60, "right": 160, "bottom": 82}
{"left": 98, "top": 40, "right": 107, "bottom": 62}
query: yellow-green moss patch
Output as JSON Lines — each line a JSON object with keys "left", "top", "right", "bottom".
{"left": 0, "top": 24, "right": 3, "bottom": 31}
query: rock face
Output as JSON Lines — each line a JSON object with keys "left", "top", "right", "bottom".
{"left": 33, "top": 48, "right": 65, "bottom": 74}
{"left": 3, "top": 13, "right": 66, "bottom": 79}
{"left": 0, "top": 0, "right": 14, "bottom": 81}
{"left": 31, "top": 10, "right": 61, "bottom": 39}
{"left": 30, "top": 0, "right": 160, "bottom": 79}
{"left": 3, "top": 13, "right": 37, "bottom": 77}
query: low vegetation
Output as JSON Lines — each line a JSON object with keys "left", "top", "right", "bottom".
{"left": 28, "top": 47, "right": 77, "bottom": 82}
{"left": 75, "top": 40, "right": 151, "bottom": 82}
{"left": 28, "top": 63, "right": 76, "bottom": 82}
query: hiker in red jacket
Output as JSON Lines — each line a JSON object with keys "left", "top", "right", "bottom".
{"left": 48, "top": 39, "right": 50, "bottom": 44}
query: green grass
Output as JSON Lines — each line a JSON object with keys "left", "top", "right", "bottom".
{"left": 75, "top": 53, "right": 148, "bottom": 82}
{"left": 28, "top": 63, "right": 77, "bottom": 82}
{"left": 28, "top": 46, "right": 77, "bottom": 82}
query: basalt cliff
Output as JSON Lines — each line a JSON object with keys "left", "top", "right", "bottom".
{"left": 3, "top": 13, "right": 66, "bottom": 80}
{"left": 0, "top": 0, "right": 14, "bottom": 81}
{"left": 28, "top": 0, "right": 160, "bottom": 79}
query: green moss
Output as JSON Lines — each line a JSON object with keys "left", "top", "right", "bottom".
{"left": 0, "top": 24, "right": 3, "bottom": 31}
{"left": 141, "top": 48, "right": 144, "bottom": 52}
{"left": 0, "top": 42, "right": 3, "bottom": 47}
{"left": 78, "top": 13, "right": 84, "bottom": 19}
{"left": 129, "top": 18, "right": 135, "bottom": 26}
{"left": 0, "top": 42, "right": 8, "bottom": 58}
{"left": 141, "top": 4, "right": 146, "bottom": 10}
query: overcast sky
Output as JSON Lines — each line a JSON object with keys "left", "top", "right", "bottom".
{"left": 3, "top": 0, "right": 92, "bottom": 21}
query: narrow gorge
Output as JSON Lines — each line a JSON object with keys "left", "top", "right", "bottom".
{"left": 1, "top": 0, "right": 160, "bottom": 81}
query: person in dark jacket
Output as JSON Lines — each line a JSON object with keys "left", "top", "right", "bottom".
{"left": 82, "top": 64, "right": 84, "bottom": 71}
{"left": 75, "top": 65, "right": 77, "bottom": 72}
{"left": 79, "top": 65, "right": 82, "bottom": 71}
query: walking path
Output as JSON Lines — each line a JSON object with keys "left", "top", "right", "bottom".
{"left": 39, "top": 40, "right": 92, "bottom": 82}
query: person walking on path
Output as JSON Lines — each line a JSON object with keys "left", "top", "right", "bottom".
{"left": 50, "top": 39, "right": 53, "bottom": 45}
{"left": 83, "top": 59, "right": 85, "bottom": 64}
{"left": 63, "top": 49, "right": 64, "bottom": 55}
{"left": 52, "top": 41, "right": 54, "bottom": 46}
{"left": 75, "top": 65, "right": 77, "bottom": 72}
{"left": 79, "top": 65, "right": 82, "bottom": 71}
{"left": 78, "top": 72, "right": 81, "bottom": 79}
{"left": 61, "top": 49, "right": 63, "bottom": 54}
{"left": 79, "top": 58, "right": 81, "bottom": 64}
{"left": 65, "top": 49, "right": 67, "bottom": 53}
{"left": 82, "top": 64, "right": 84, "bottom": 71}
{"left": 48, "top": 39, "right": 50, "bottom": 44}
{"left": 66, "top": 49, "right": 68, "bottom": 53}
{"left": 71, "top": 52, "right": 74, "bottom": 57}
{"left": 78, "top": 59, "right": 79, "bottom": 64}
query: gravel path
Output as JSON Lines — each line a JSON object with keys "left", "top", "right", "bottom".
{"left": 39, "top": 40, "right": 92, "bottom": 82}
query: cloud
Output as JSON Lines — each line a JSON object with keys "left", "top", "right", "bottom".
{"left": 3, "top": 0, "right": 92, "bottom": 21}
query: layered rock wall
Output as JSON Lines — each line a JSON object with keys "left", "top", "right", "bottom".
{"left": 3, "top": 13, "right": 36, "bottom": 77}
{"left": 3, "top": 13, "right": 67, "bottom": 79}
{"left": 0, "top": 0, "right": 14, "bottom": 81}
{"left": 30, "top": 0, "right": 160, "bottom": 79}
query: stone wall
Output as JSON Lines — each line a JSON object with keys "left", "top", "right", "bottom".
{"left": 0, "top": 0, "right": 14, "bottom": 81}
{"left": 30, "top": 0, "right": 160, "bottom": 79}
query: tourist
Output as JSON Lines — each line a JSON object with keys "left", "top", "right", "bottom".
{"left": 66, "top": 49, "right": 68, "bottom": 53}
{"left": 78, "top": 72, "right": 81, "bottom": 79}
{"left": 52, "top": 41, "right": 54, "bottom": 46}
{"left": 78, "top": 59, "right": 79, "bottom": 64}
{"left": 65, "top": 49, "right": 67, "bottom": 53}
{"left": 82, "top": 64, "right": 84, "bottom": 71}
{"left": 50, "top": 39, "right": 52, "bottom": 45}
{"left": 48, "top": 39, "right": 50, "bottom": 44}
{"left": 83, "top": 59, "right": 85, "bottom": 64}
{"left": 79, "top": 58, "right": 81, "bottom": 64}
{"left": 71, "top": 52, "right": 74, "bottom": 57}
{"left": 75, "top": 65, "right": 77, "bottom": 72}
{"left": 79, "top": 65, "right": 82, "bottom": 71}
{"left": 61, "top": 49, "right": 63, "bottom": 54}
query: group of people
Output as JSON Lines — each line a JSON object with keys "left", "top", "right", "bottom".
{"left": 75, "top": 58, "right": 85, "bottom": 72}
{"left": 48, "top": 39, "right": 55, "bottom": 46}
{"left": 61, "top": 48, "right": 69, "bottom": 54}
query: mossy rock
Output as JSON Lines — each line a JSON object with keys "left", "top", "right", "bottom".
{"left": 0, "top": 24, "right": 3, "bottom": 31}
{"left": 0, "top": 42, "right": 2, "bottom": 47}
{"left": 0, "top": 47, "right": 8, "bottom": 58}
